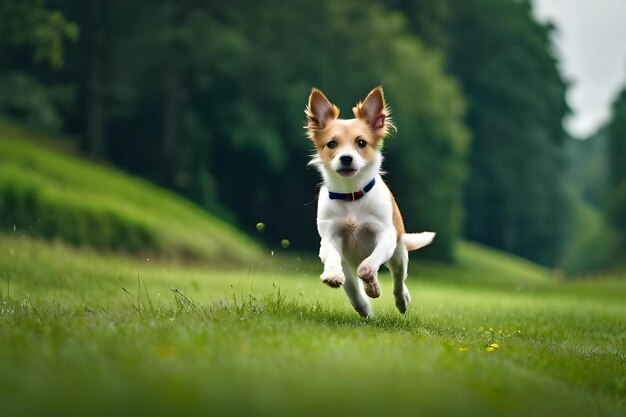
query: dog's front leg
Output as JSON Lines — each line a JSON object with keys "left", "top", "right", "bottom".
{"left": 357, "top": 229, "right": 397, "bottom": 298}
{"left": 319, "top": 234, "right": 345, "bottom": 288}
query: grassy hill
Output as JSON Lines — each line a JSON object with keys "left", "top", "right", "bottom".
{"left": 0, "top": 124, "right": 262, "bottom": 266}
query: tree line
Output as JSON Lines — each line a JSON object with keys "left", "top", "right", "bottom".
{"left": 2, "top": 0, "right": 622, "bottom": 271}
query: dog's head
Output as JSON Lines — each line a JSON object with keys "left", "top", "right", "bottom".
{"left": 305, "top": 87, "right": 394, "bottom": 179}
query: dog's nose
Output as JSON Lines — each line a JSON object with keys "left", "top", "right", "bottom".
{"left": 339, "top": 155, "right": 353, "bottom": 166}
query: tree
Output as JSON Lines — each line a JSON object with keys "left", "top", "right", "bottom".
{"left": 2, "top": 0, "right": 469, "bottom": 261}
{"left": 449, "top": 0, "right": 568, "bottom": 265}
{"left": 385, "top": 0, "right": 570, "bottom": 266}
{"left": 607, "top": 86, "right": 626, "bottom": 263}
{"left": 451, "top": 0, "right": 569, "bottom": 266}
{"left": 0, "top": 0, "right": 77, "bottom": 133}
{"left": 0, "top": 0, "right": 78, "bottom": 69}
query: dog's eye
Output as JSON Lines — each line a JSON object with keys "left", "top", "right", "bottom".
{"left": 356, "top": 139, "right": 367, "bottom": 149}
{"left": 327, "top": 140, "right": 338, "bottom": 149}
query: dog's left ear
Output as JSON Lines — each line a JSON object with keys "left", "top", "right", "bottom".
{"left": 353, "top": 86, "right": 393, "bottom": 138}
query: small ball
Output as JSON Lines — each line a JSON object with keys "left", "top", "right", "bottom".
{"left": 256, "top": 222, "right": 266, "bottom": 232}
{"left": 281, "top": 239, "right": 290, "bottom": 249}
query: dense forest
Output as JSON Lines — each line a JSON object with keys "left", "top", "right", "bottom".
{"left": 1, "top": 0, "right": 624, "bottom": 272}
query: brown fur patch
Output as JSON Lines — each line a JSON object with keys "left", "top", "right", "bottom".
{"left": 389, "top": 188, "right": 406, "bottom": 239}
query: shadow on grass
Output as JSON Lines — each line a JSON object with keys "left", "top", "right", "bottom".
{"left": 177, "top": 287, "right": 432, "bottom": 334}
{"left": 2, "top": 285, "right": 424, "bottom": 329}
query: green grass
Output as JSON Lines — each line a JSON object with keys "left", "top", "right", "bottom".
{"left": 0, "top": 124, "right": 261, "bottom": 265}
{"left": 1, "top": 234, "right": 625, "bottom": 417}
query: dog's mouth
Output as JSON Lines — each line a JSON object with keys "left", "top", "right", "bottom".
{"left": 336, "top": 168, "right": 357, "bottom": 177}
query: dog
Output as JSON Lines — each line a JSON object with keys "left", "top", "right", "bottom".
{"left": 306, "top": 86, "right": 435, "bottom": 317}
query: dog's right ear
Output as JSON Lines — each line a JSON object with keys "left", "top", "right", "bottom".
{"left": 305, "top": 88, "right": 339, "bottom": 132}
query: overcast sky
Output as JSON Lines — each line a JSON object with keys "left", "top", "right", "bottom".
{"left": 533, "top": 0, "right": 626, "bottom": 138}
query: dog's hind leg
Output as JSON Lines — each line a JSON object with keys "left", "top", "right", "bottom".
{"left": 342, "top": 263, "right": 372, "bottom": 318}
{"left": 387, "top": 246, "right": 411, "bottom": 314}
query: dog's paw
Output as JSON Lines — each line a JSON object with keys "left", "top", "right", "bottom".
{"left": 357, "top": 263, "right": 377, "bottom": 281}
{"left": 363, "top": 279, "right": 381, "bottom": 298}
{"left": 320, "top": 270, "right": 344, "bottom": 288}
{"left": 394, "top": 287, "right": 411, "bottom": 314}
{"left": 358, "top": 263, "right": 381, "bottom": 298}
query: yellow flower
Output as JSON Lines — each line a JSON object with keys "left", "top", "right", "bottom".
{"left": 485, "top": 343, "right": 500, "bottom": 352}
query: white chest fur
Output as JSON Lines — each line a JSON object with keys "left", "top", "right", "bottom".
{"left": 317, "top": 175, "right": 394, "bottom": 266}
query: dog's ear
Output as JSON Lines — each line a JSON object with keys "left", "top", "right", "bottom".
{"left": 306, "top": 88, "right": 339, "bottom": 131}
{"left": 353, "top": 86, "right": 394, "bottom": 138}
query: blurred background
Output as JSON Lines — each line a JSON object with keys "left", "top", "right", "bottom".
{"left": 1, "top": 0, "right": 625, "bottom": 276}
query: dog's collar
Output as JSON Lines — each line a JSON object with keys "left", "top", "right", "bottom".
{"left": 328, "top": 178, "right": 376, "bottom": 202}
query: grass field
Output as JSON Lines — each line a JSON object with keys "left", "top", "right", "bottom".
{"left": 1, "top": 233, "right": 625, "bottom": 417}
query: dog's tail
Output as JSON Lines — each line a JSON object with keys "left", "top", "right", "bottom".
{"left": 401, "top": 232, "right": 436, "bottom": 251}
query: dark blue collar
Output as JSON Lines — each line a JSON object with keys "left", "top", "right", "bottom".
{"left": 328, "top": 178, "right": 376, "bottom": 201}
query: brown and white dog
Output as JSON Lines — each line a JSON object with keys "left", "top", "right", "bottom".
{"left": 306, "top": 86, "right": 435, "bottom": 317}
